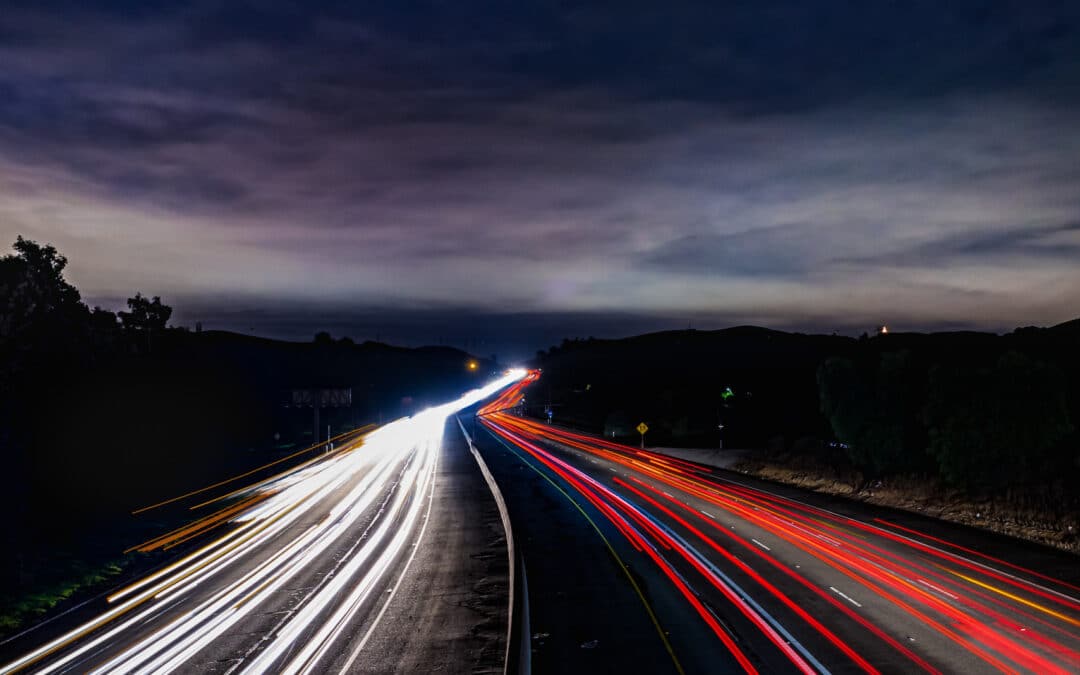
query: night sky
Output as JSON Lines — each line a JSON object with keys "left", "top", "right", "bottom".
{"left": 2, "top": 2, "right": 1078, "bottom": 359}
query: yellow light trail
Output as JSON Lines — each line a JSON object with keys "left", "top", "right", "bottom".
{"left": 945, "top": 568, "right": 1080, "bottom": 628}
{"left": 131, "top": 425, "right": 374, "bottom": 514}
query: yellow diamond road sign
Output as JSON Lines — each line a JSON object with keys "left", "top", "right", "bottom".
{"left": 636, "top": 422, "right": 649, "bottom": 435}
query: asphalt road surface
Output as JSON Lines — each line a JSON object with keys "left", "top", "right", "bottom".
{"left": 0, "top": 372, "right": 522, "bottom": 675}
{"left": 6, "top": 367, "right": 1078, "bottom": 674}
{"left": 474, "top": 377, "right": 1080, "bottom": 674}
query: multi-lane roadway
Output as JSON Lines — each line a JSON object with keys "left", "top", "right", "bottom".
{"left": 475, "top": 375, "right": 1080, "bottom": 674}
{"left": 4, "top": 368, "right": 1079, "bottom": 674}
{"left": 0, "top": 371, "right": 525, "bottom": 674}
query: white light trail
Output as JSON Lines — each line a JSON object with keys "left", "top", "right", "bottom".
{"left": 0, "top": 370, "right": 526, "bottom": 675}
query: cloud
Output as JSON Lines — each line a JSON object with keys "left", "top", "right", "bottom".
{"left": 641, "top": 223, "right": 824, "bottom": 278}
{"left": 1, "top": 1, "right": 1079, "bottom": 349}
{"left": 843, "top": 221, "right": 1080, "bottom": 268}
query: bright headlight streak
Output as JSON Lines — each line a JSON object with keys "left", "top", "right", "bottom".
{"left": 274, "top": 439, "right": 440, "bottom": 674}
{"left": 9, "top": 521, "right": 295, "bottom": 675}
{"left": 247, "top": 455, "right": 429, "bottom": 669}
{"left": 108, "top": 518, "right": 265, "bottom": 602}
{"left": 111, "top": 442, "right": 373, "bottom": 604}
{"left": 1, "top": 370, "right": 526, "bottom": 675}
{"left": 98, "top": 376, "right": 523, "bottom": 673}
{"left": 150, "top": 463, "right": 370, "bottom": 602}
{"left": 293, "top": 465, "right": 435, "bottom": 675}
{"left": 97, "top": 496, "right": 395, "bottom": 671}
{"left": 133, "top": 445, "right": 434, "bottom": 675}
{"left": 27, "top": 444, "right": 396, "bottom": 675}
{"left": 7, "top": 511, "right": 285, "bottom": 675}
{"left": 239, "top": 377, "right": 524, "bottom": 673}
{"left": 95, "top": 449, "right": 414, "bottom": 673}
{"left": 60, "top": 510, "right": 330, "bottom": 675}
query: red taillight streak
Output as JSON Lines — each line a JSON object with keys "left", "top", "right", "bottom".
{"left": 481, "top": 390, "right": 1079, "bottom": 673}
{"left": 495, "top": 418, "right": 856, "bottom": 672}
{"left": 624, "top": 474, "right": 943, "bottom": 673}
{"left": 873, "top": 519, "right": 1080, "bottom": 597}
{"left": 615, "top": 476, "right": 883, "bottom": 675}
{"left": 702, "top": 480, "right": 1080, "bottom": 615}
{"left": 483, "top": 419, "right": 759, "bottom": 672}
{"left": 611, "top": 498, "right": 816, "bottom": 675}
{"left": 682, "top": 483, "right": 1021, "bottom": 672}
{"left": 508, "top": 412, "right": 1080, "bottom": 636}
{"left": 500, "top": 417, "right": 1075, "bottom": 674}
{"left": 640, "top": 468, "right": 1073, "bottom": 672}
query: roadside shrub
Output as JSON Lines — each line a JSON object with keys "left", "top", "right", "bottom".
{"left": 818, "top": 352, "right": 929, "bottom": 476}
{"left": 925, "top": 352, "right": 1073, "bottom": 493}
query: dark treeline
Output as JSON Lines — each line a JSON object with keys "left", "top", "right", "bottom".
{"left": 819, "top": 337, "right": 1075, "bottom": 494}
{"left": 530, "top": 323, "right": 1080, "bottom": 499}
{"left": 530, "top": 327, "right": 848, "bottom": 455}
{"left": 0, "top": 237, "right": 492, "bottom": 611}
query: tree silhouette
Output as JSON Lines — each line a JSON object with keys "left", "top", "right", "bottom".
{"left": 1, "top": 237, "right": 93, "bottom": 394}
{"left": 1, "top": 236, "right": 84, "bottom": 341}
{"left": 926, "top": 352, "right": 1073, "bottom": 492}
{"left": 817, "top": 351, "right": 930, "bottom": 477}
{"left": 118, "top": 293, "right": 172, "bottom": 353}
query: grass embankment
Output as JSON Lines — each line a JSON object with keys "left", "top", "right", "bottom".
{"left": 0, "top": 557, "right": 129, "bottom": 636}
{"left": 733, "top": 453, "right": 1080, "bottom": 554}
{"left": 0, "top": 425, "right": 372, "bottom": 640}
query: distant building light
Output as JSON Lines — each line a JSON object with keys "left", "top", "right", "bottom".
{"left": 878, "top": 325, "right": 889, "bottom": 335}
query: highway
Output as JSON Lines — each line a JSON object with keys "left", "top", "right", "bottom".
{"left": 5, "top": 367, "right": 1078, "bottom": 674}
{"left": 0, "top": 371, "right": 525, "bottom": 675}
{"left": 475, "top": 375, "right": 1080, "bottom": 674}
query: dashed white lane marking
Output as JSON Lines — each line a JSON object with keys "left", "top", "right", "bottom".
{"left": 786, "top": 520, "right": 843, "bottom": 547}
{"left": 751, "top": 538, "right": 771, "bottom": 551}
{"left": 700, "top": 510, "right": 716, "bottom": 519}
{"left": 917, "top": 579, "right": 959, "bottom": 600}
{"left": 829, "top": 586, "right": 863, "bottom": 608}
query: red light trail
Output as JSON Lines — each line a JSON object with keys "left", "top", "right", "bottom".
{"left": 478, "top": 374, "right": 1080, "bottom": 674}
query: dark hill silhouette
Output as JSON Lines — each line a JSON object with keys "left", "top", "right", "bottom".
{"left": 2, "top": 326, "right": 495, "bottom": 616}
{"left": 25, "top": 328, "right": 495, "bottom": 522}
{"left": 1, "top": 237, "right": 499, "bottom": 611}
{"left": 1049, "top": 316, "right": 1080, "bottom": 335}
{"left": 530, "top": 322, "right": 1079, "bottom": 497}
{"left": 531, "top": 328, "right": 853, "bottom": 448}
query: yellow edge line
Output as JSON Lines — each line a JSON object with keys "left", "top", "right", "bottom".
{"left": 943, "top": 568, "right": 1080, "bottom": 628}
